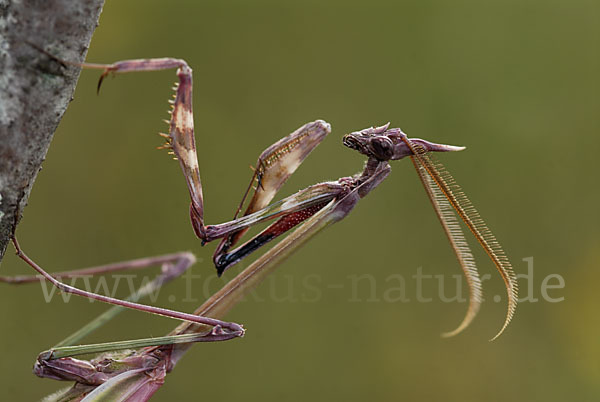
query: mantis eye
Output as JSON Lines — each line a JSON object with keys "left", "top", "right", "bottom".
{"left": 371, "top": 137, "right": 393, "bottom": 160}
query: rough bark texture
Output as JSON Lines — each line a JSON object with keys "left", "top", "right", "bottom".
{"left": 0, "top": 0, "right": 105, "bottom": 261}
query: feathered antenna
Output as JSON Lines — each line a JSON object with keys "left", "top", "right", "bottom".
{"left": 404, "top": 137, "right": 518, "bottom": 340}
{"left": 409, "top": 152, "right": 482, "bottom": 337}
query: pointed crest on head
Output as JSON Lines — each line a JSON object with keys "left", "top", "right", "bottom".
{"left": 343, "top": 124, "right": 464, "bottom": 161}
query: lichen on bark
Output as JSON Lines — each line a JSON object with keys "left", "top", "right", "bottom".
{"left": 0, "top": 0, "right": 105, "bottom": 260}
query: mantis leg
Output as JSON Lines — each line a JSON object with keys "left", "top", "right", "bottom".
{"left": 9, "top": 237, "right": 244, "bottom": 333}
{"left": 25, "top": 251, "right": 239, "bottom": 384}
{"left": 32, "top": 161, "right": 390, "bottom": 390}
{"left": 0, "top": 252, "right": 195, "bottom": 285}
{"left": 210, "top": 120, "right": 331, "bottom": 245}
{"left": 169, "top": 160, "right": 393, "bottom": 345}
{"left": 81, "top": 58, "right": 332, "bottom": 272}
{"left": 81, "top": 58, "right": 330, "bottom": 241}
{"left": 213, "top": 192, "right": 335, "bottom": 275}
{"left": 30, "top": 160, "right": 392, "bottom": 387}
{"left": 5, "top": 56, "right": 333, "bottom": 337}
{"left": 0, "top": 244, "right": 242, "bottom": 383}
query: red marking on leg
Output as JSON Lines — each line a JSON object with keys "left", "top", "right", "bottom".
{"left": 263, "top": 202, "right": 328, "bottom": 237}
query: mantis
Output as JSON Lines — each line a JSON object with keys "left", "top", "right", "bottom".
{"left": 0, "top": 56, "right": 518, "bottom": 401}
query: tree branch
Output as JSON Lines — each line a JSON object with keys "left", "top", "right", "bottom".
{"left": 0, "top": 0, "right": 105, "bottom": 261}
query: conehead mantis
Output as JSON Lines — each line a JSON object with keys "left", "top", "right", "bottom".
{"left": 0, "top": 55, "right": 518, "bottom": 400}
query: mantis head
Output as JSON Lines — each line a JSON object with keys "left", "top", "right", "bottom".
{"left": 342, "top": 123, "right": 465, "bottom": 161}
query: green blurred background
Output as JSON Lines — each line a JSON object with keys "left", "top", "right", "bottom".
{"left": 1, "top": 0, "right": 598, "bottom": 400}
